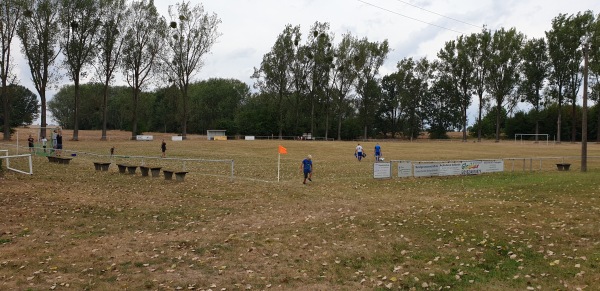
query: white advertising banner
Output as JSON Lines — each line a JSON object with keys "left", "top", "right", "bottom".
{"left": 439, "top": 162, "right": 462, "bottom": 176}
{"left": 480, "top": 160, "right": 504, "bottom": 173}
{"left": 414, "top": 163, "right": 440, "bottom": 177}
{"left": 411, "top": 160, "right": 504, "bottom": 178}
{"left": 136, "top": 135, "right": 153, "bottom": 141}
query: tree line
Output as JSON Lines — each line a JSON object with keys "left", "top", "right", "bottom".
{"left": 1, "top": 0, "right": 219, "bottom": 141}
{"left": 2, "top": 1, "right": 599, "bottom": 141}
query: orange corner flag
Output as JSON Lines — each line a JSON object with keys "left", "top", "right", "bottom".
{"left": 278, "top": 145, "right": 287, "bottom": 154}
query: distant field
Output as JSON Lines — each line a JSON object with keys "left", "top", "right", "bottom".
{"left": 1, "top": 129, "right": 600, "bottom": 290}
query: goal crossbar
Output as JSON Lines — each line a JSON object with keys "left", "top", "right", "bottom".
{"left": 514, "top": 134, "right": 549, "bottom": 145}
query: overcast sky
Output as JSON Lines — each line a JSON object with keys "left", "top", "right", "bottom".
{"left": 14, "top": 0, "right": 600, "bottom": 125}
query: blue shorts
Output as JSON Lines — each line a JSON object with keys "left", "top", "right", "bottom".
{"left": 303, "top": 170, "right": 311, "bottom": 178}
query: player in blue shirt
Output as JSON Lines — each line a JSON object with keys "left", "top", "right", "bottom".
{"left": 374, "top": 143, "right": 382, "bottom": 161}
{"left": 300, "top": 155, "right": 313, "bottom": 184}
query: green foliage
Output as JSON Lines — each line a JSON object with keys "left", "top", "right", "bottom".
{"left": 0, "top": 85, "right": 39, "bottom": 128}
{"left": 187, "top": 78, "right": 248, "bottom": 134}
{"left": 470, "top": 107, "right": 507, "bottom": 139}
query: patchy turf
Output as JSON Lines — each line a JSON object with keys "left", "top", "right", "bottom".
{"left": 1, "top": 129, "right": 600, "bottom": 290}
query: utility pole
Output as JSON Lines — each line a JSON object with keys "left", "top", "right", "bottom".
{"left": 581, "top": 43, "right": 589, "bottom": 172}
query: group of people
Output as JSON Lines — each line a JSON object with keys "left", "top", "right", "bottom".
{"left": 299, "top": 143, "right": 384, "bottom": 185}
{"left": 354, "top": 143, "right": 383, "bottom": 162}
{"left": 27, "top": 129, "right": 63, "bottom": 155}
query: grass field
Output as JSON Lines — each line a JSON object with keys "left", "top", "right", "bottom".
{"left": 1, "top": 129, "right": 600, "bottom": 290}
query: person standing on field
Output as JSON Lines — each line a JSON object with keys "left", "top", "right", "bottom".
{"left": 355, "top": 143, "right": 364, "bottom": 161}
{"left": 55, "top": 130, "right": 63, "bottom": 156}
{"left": 161, "top": 140, "right": 167, "bottom": 158}
{"left": 300, "top": 155, "right": 313, "bottom": 184}
{"left": 374, "top": 143, "right": 382, "bottom": 161}
{"left": 51, "top": 129, "right": 58, "bottom": 152}
{"left": 41, "top": 137, "right": 48, "bottom": 153}
{"left": 27, "top": 135, "right": 35, "bottom": 153}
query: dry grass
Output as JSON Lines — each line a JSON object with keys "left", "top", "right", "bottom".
{"left": 1, "top": 129, "right": 600, "bottom": 290}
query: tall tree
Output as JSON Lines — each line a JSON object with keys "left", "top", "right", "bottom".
{"left": 354, "top": 38, "right": 389, "bottom": 139}
{"left": 437, "top": 35, "right": 474, "bottom": 142}
{"left": 424, "top": 66, "right": 462, "bottom": 138}
{"left": 252, "top": 24, "right": 299, "bottom": 139}
{"left": 485, "top": 27, "right": 524, "bottom": 142}
{"left": 564, "top": 11, "right": 594, "bottom": 142}
{"left": 96, "top": 0, "right": 128, "bottom": 140}
{"left": 17, "top": 0, "right": 61, "bottom": 139}
{"left": 331, "top": 33, "right": 359, "bottom": 140}
{"left": 399, "top": 57, "right": 431, "bottom": 139}
{"left": 588, "top": 13, "right": 600, "bottom": 142}
{"left": 546, "top": 13, "right": 590, "bottom": 143}
{"left": 122, "top": 0, "right": 165, "bottom": 139}
{"left": 59, "top": 0, "right": 102, "bottom": 141}
{"left": 1, "top": 0, "right": 23, "bottom": 140}
{"left": 519, "top": 37, "right": 549, "bottom": 142}
{"left": 163, "top": 0, "right": 220, "bottom": 140}
{"left": 380, "top": 72, "right": 402, "bottom": 138}
{"left": 468, "top": 29, "right": 492, "bottom": 142}
{"left": 301, "top": 22, "right": 334, "bottom": 137}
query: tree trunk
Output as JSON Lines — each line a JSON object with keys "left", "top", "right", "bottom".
{"left": 181, "top": 85, "right": 188, "bottom": 140}
{"left": 1, "top": 83, "right": 10, "bottom": 140}
{"left": 477, "top": 94, "right": 483, "bottom": 142}
{"left": 495, "top": 104, "right": 501, "bottom": 142}
{"left": 101, "top": 81, "right": 109, "bottom": 141}
{"left": 462, "top": 103, "right": 467, "bottom": 142}
{"left": 72, "top": 77, "right": 80, "bottom": 141}
{"left": 571, "top": 101, "right": 576, "bottom": 143}
{"left": 131, "top": 87, "right": 138, "bottom": 140}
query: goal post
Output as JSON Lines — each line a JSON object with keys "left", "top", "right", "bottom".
{"left": 514, "top": 134, "right": 549, "bottom": 145}
{"left": 0, "top": 150, "right": 33, "bottom": 175}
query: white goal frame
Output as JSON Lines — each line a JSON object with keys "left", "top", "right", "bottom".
{"left": 0, "top": 150, "right": 33, "bottom": 175}
{"left": 514, "top": 134, "right": 549, "bottom": 145}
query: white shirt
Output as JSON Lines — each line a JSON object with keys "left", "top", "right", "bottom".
{"left": 356, "top": 145, "right": 363, "bottom": 153}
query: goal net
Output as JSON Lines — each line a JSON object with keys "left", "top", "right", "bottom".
{"left": 514, "top": 133, "right": 549, "bottom": 144}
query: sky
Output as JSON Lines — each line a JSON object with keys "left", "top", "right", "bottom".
{"left": 12, "top": 0, "right": 600, "bottom": 125}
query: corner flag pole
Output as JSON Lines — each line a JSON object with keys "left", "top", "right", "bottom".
{"left": 277, "top": 145, "right": 287, "bottom": 182}
{"left": 277, "top": 153, "right": 281, "bottom": 182}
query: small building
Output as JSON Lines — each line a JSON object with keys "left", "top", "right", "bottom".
{"left": 207, "top": 130, "right": 227, "bottom": 140}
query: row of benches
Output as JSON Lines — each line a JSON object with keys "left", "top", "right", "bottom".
{"left": 93, "top": 162, "right": 188, "bottom": 181}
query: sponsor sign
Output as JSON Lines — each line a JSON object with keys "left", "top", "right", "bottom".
{"left": 397, "top": 161, "right": 412, "bottom": 178}
{"left": 136, "top": 135, "right": 153, "bottom": 141}
{"left": 373, "top": 162, "right": 392, "bottom": 179}
{"left": 414, "top": 163, "right": 440, "bottom": 177}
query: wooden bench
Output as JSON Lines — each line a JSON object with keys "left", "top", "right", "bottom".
{"left": 163, "top": 170, "right": 174, "bottom": 180}
{"left": 556, "top": 163, "right": 571, "bottom": 171}
{"left": 163, "top": 170, "right": 188, "bottom": 181}
{"left": 117, "top": 164, "right": 128, "bottom": 174}
{"left": 139, "top": 166, "right": 162, "bottom": 177}
{"left": 175, "top": 171, "right": 189, "bottom": 181}
{"left": 139, "top": 166, "right": 150, "bottom": 176}
{"left": 93, "top": 162, "right": 111, "bottom": 171}
{"left": 150, "top": 167, "right": 162, "bottom": 177}
{"left": 126, "top": 165, "right": 138, "bottom": 175}
{"left": 47, "top": 156, "right": 72, "bottom": 164}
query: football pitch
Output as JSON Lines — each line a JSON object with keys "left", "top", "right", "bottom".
{"left": 1, "top": 129, "right": 600, "bottom": 290}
